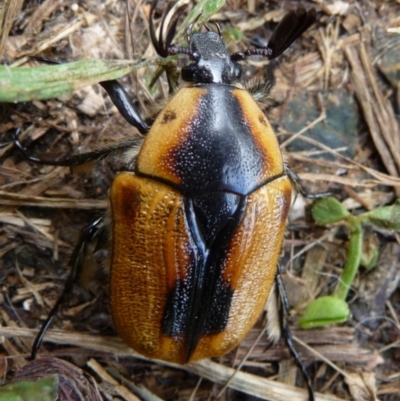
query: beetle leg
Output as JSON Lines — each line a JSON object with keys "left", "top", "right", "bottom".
{"left": 30, "top": 56, "right": 149, "bottom": 135}
{"left": 246, "top": 62, "right": 276, "bottom": 102}
{"left": 286, "top": 166, "right": 332, "bottom": 199}
{"left": 231, "top": 8, "right": 317, "bottom": 61}
{"left": 99, "top": 80, "right": 149, "bottom": 134}
{"left": 276, "top": 268, "right": 315, "bottom": 401}
{"left": 13, "top": 128, "right": 143, "bottom": 167}
{"left": 31, "top": 216, "right": 106, "bottom": 359}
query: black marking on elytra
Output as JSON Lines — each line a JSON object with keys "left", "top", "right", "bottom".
{"left": 162, "top": 192, "right": 247, "bottom": 362}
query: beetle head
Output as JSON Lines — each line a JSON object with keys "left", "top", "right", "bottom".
{"left": 181, "top": 31, "right": 242, "bottom": 85}
{"left": 149, "top": 0, "right": 317, "bottom": 86}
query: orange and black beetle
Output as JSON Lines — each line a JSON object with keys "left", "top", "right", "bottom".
{"left": 110, "top": 3, "right": 320, "bottom": 364}
{"left": 15, "top": 0, "right": 322, "bottom": 390}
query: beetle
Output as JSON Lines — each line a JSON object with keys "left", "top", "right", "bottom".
{"left": 13, "top": 1, "right": 325, "bottom": 399}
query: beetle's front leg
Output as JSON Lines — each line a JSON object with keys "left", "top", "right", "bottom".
{"left": 29, "top": 57, "right": 150, "bottom": 136}
{"left": 286, "top": 166, "right": 332, "bottom": 199}
{"left": 99, "top": 80, "right": 150, "bottom": 134}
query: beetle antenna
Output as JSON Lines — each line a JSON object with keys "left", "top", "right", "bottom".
{"left": 168, "top": 45, "right": 192, "bottom": 56}
{"left": 150, "top": 0, "right": 188, "bottom": 58}
{"left": 231, "top": 8, "right": 317, "bottom": 61}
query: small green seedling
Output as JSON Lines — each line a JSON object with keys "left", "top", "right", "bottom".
{"left": 299, "top": 197, "right": 400, "bottom": 329}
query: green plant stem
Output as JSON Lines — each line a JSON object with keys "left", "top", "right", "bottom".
{"left": 333, "top": 222, "right": 363, "bottom": 300}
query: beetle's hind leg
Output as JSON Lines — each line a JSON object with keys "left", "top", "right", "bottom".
{"left": 286, "top": 166, "right": 332, "bottom": 199}
{"left": 13, "top": 128, "right": 143, "bottom": 167}
{"left": 276, "top": 267, "right": 315, "bottom": 401}
{"left": 31, "top": 215, "right": 107, "bottom": 359}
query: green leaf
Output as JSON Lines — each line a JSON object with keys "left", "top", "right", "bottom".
{"left": 298, "top": 296, "right": 350, "bottom": 329}
{"left": 311, "top": 197, "right": 349, "bottom": 225}
{"left": 175, "top": 0, "right": 226, "bottom": 40}
{"left": 202, "top": 0, "right": 226, "bottom": 17}
{"left": 360, "top": 199, "right": 400, "bottom": 231}
{"left": 0, "top": 59, "right": 147, "bottom": 102}
{"left": 0, "top": 375, "right": 58, "bottom": 401}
